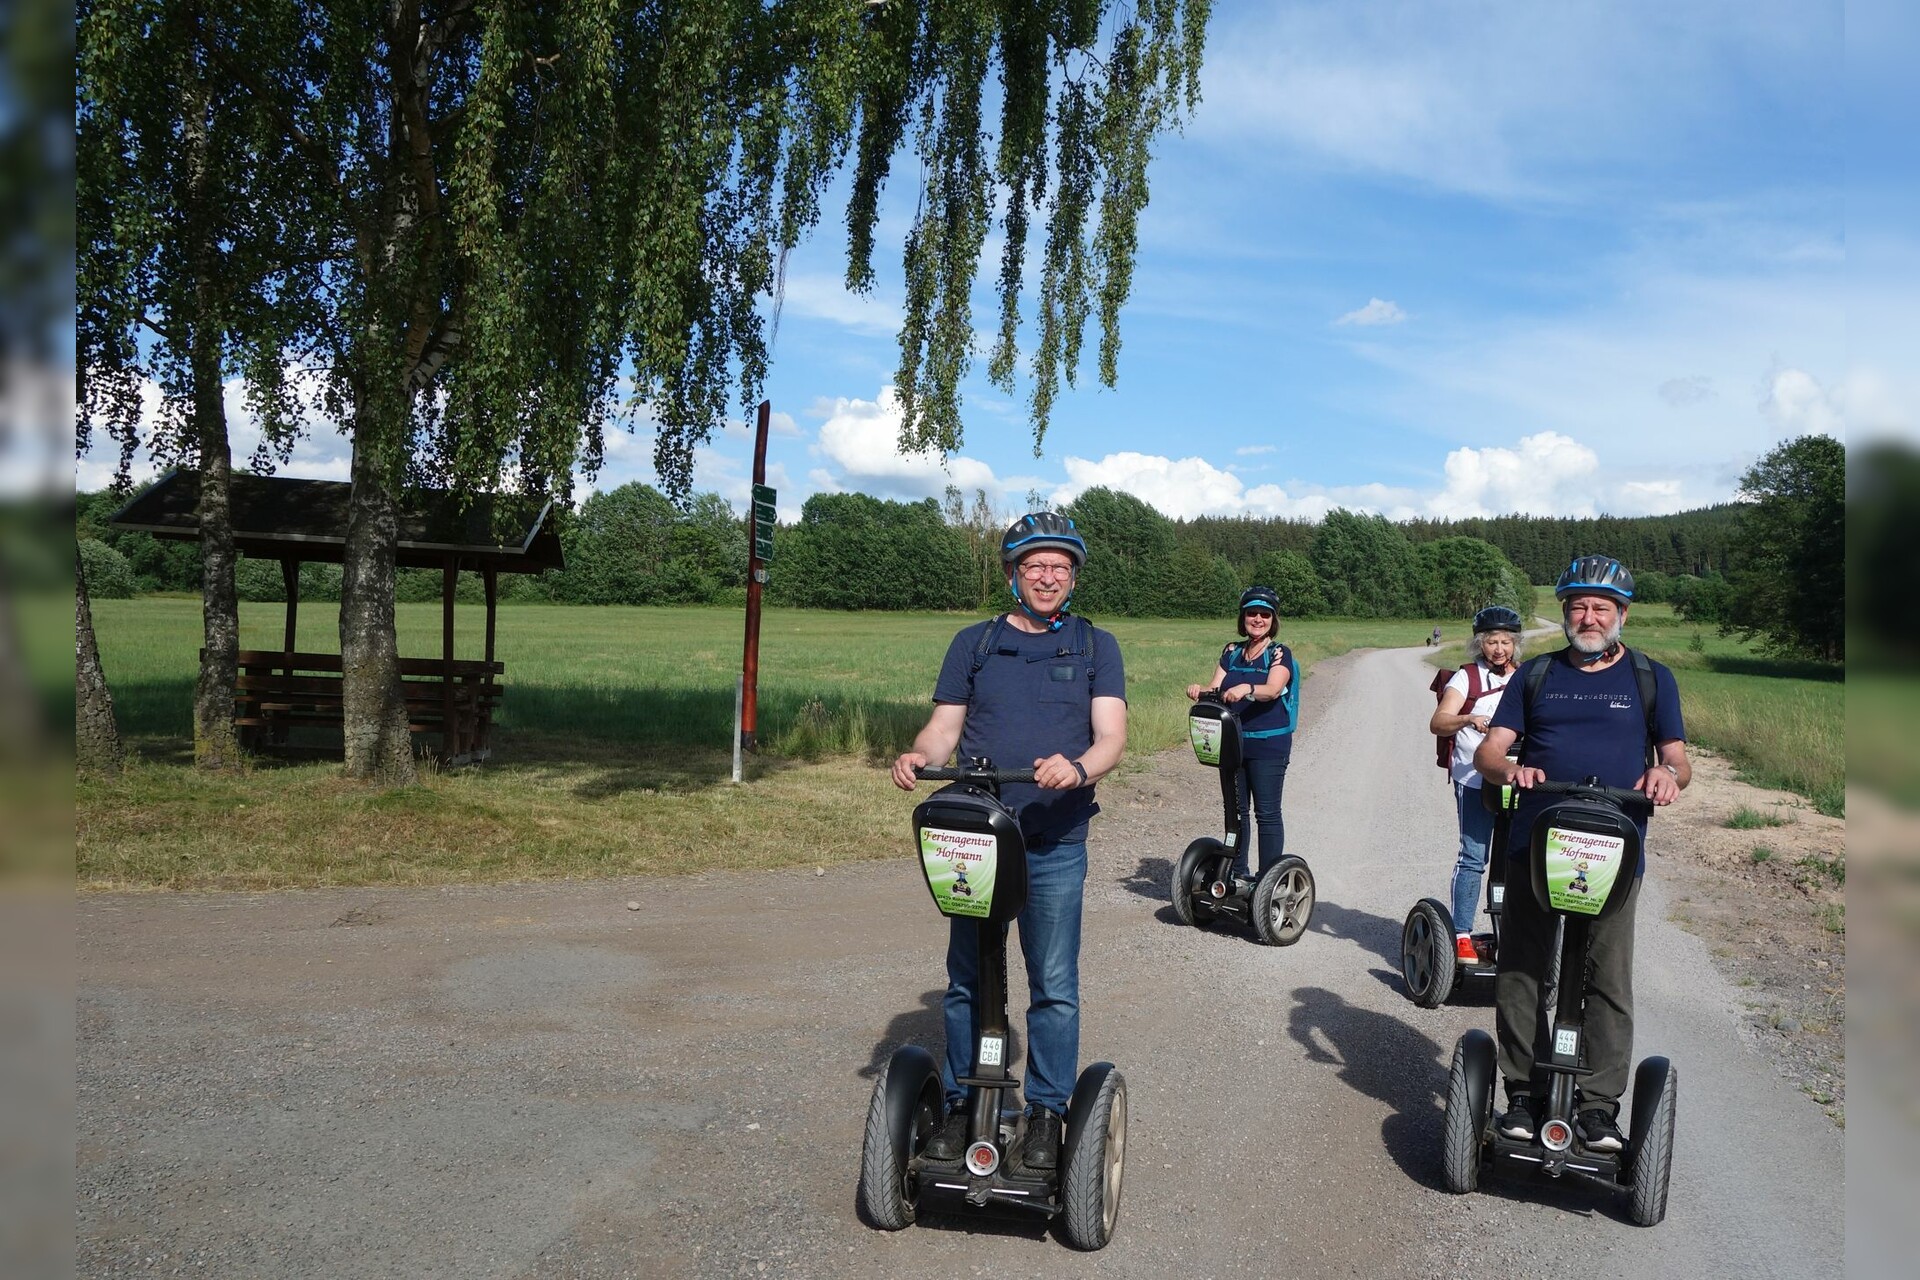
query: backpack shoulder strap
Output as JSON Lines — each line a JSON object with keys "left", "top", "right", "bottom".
{"left": 1520, "top": 652, "right": 1555, "bottom": 722}
{"left": 1627, "top": 646, "right": 1659, "bottom": 766}
{"left": 967, "top": 615, "right": 1008, "bottom": 688}
{"left": 1461, "top": 662, "right": 1484, "bottom": 705}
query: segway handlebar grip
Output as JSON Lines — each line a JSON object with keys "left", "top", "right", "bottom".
{"left": 1529, "top": 778, "right": 1655, "bottom": 817}
{"left": 915, "top": 765, "right": 1039, "bottom": 785}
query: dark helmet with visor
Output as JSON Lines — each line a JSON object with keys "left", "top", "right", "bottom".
{"left": 1473, "top": 605, "right": 1524, "bottom": 634}
{"left": 1237, "top": 585, "right": 1279, "bottom": 637}
{"left": 1000, "top": 511, "right": 1086, "bottom": 569}
{"left": 1554, "top": 554, "right": 1634, "bottom": 604}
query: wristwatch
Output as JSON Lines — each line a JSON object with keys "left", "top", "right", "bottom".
{"left": 1661, "top": 763, "right": 1679, "bottom": 777}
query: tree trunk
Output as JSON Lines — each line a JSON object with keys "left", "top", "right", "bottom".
{"left": 76, "top": 547, "right": 125, "bottom": 774}
{"left": 184, "top": 66, "right": 242, "bottom": 770}
{"left": 339, "top": 431, "right": 416, "bottom": 783}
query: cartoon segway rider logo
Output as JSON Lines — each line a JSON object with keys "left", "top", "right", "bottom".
{"left": 951, "top": 859, "right": 973, "bottom": 897}
{"left": 1569, "top": 859, "right": 1591, "bottom": 894}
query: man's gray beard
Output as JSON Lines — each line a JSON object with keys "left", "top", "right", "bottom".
{"left": 1564, "top": 618, "right": 1623, "bottom": 654}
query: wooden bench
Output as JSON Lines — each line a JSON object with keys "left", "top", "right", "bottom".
{"left": 219, "top": 650, "right": 504, "bottom": 765}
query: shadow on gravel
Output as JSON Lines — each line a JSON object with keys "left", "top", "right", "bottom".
{"left": 1308, "top": 899, "right": 1403, "bottom": 966}
{"left": 1119, "top": 855, "right": 1172, "bottom": 902}
{"left": 1363, "top": 965, "right": 1498, "bottom": 1008}
{"left": 858, "top": 989, "right": 1027, "bottom": 1088}
{"left": 859, "top": 989, "right": 949, "bottom": 1080}
{"left": 1287, "top": 986, "right": 1447, "bottom": 1184}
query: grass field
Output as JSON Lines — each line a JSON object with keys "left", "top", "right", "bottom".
{"left": 76, "top": 597, "right": 1842, "bottom": 888}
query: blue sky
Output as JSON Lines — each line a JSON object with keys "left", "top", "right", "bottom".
{"left": 75, "top": 0, "right": 1910, "bottom": 526}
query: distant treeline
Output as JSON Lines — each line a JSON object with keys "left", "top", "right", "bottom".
{"left": 79, "top": 482, "right": 1744, "bottom": 622}
{"left": 1175, "top": 507, "right": 1740, "bottom": 584}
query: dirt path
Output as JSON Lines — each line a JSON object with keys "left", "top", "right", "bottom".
{"left": 77, "top": 648, "right": 1844, "bottom": 1278}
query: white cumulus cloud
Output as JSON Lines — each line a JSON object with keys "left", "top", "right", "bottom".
{"left": 1429, "top": 431, "right": 1602, "bottom": 518}
{"left": 1334, "top": 297, "right": 1407, "bottom": 327}
{"left": 1760, "top": 367, "right": 1843, "bottom": 438}
{"left": 810, "top": 386, "right": 1002, "bottom": 502}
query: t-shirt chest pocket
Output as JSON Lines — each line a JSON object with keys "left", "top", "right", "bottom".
{"left": 1049, "top": 663, "right": 1080, "bottom": 683}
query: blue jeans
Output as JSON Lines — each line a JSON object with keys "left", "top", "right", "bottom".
{"left": 1232, "top": 752, "right": 1292, "bottom": 878}
{"left": 942, "top": 838, "right": 1086, "bottom": 1115}
{"left": 1451, "top": 782, "right": 1496, "bottom": 930}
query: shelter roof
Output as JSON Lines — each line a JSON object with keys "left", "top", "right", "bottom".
{"left": 108, "top": 470, "right": 564, "bottom": 573}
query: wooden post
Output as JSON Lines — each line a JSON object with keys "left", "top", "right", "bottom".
{"left": 278, "top": 558, "right": 299, "bottom": 747}
{"left": 740, "top": 400, "right": 770, "bottom": 754}
{"left": 442, "top": 557, "right": 456, "bottom": 763}
{"left": 483, "top": 568, "right": 498, "bottom": 668}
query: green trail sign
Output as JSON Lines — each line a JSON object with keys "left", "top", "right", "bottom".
{"left": 750, "top": 484, "right": 777, "bottom": 562}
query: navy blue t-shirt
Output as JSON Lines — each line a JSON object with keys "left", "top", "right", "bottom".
{"left": 1489, "top": 649, "right": 1685, "bottom": 875}
{"left": 932, "top": 616, "right": 1127, "bottom": 845}
{"left": 1216, "top": 640, "right": 1297, "bottom": 760}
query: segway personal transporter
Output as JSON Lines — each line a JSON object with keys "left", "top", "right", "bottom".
{"left": 859, "top": 760, "right": 1128, "bottom": 1250}
{"left": 1400, "top": 762, "right": 1520, "bottom": 1007}
{"left": 1440, "top": 779, "right": 1678, "bottom": 1226}
{"left": 1169, "top": 693, "right": 1315, "bottom": 945}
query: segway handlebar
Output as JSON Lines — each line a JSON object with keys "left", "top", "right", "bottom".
{"left": 914, "top": 764, "right": 1039, "bottom": 785}
{"left": 1525, "top": 777, "right": 1655, "bottom": 817}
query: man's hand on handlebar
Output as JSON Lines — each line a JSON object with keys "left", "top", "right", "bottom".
{"left": 1636, "top": 766, "right": 1681, "bottom": 806}
{"left": 1504, "top": 764, "right": 1547, "bottom": 789}
{"left": 1033, "top": 753, "right": 1082, "bottom": 790}
{"left": 891, "top": 751, "right": 928, "bottom": 791}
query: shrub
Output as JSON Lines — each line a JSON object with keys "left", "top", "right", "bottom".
{"left": 79, "top": 538, "right": 137, "bottom": 599}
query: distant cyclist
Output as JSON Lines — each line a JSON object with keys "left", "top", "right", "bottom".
{"left": 1185, "top": 586, "right": 1299, "bottom": 882}
{"left": 1428, "top": 605, "right": 1523, "bottom": 962}
{"left": 1473, "top": 555, "right": 1690, "bottom": 1155}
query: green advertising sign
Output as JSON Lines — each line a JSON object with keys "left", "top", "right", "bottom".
{"left": 1542, "top": 826, "right": 1626, "bottom": 916}
{"left": 920, "top": 825, "right": 998, "bottom": 918}
{"left": 1189, "top": 714, "right": 1223, "bottom": 767}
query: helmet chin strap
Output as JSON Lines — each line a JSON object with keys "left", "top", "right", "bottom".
{"left": 1572, "top": 639, "right": 1621, "bottom": 667}
{"left": 1008, "top": 577, "right": 1071, "bottom": 631}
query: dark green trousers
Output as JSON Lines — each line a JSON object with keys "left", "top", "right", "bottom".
{"left": 1495, "top": 867, "right": 1641, "bottom": 1114}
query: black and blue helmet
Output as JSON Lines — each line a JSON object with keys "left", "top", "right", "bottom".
{"left": 1473, "top": 605, "right": 1524, "bottom": 633}
{"left": 999, "top": 511, "right": 1086, "bottom": 568}
{"left": 1554, "top": 554, "right": 1634, "bottom": 603}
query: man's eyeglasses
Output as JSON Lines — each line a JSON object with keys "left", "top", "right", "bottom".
{"left": 1017, "top": 561, "right": 1077, "bottom": 581}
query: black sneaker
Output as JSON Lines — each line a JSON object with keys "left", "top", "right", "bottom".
{"left": 924, "top": 1110, "right": 968, "bottom": 1162}
{"left": 1017, "top": 1107, "right": 1062, "bottom": 1173}
{"left": 1576, "top": 1108, "right": 1624, "bottom": 1153}
{"left": 1496, "top": 1096, "right": 1537, "bottom": 1140}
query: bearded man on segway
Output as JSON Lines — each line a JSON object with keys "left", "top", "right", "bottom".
{"left": 889, "top": 512, "right": 1128, "bottom": 1176}
{"left": 1473, "top": 555, "right": 1691, "bottom": 1155}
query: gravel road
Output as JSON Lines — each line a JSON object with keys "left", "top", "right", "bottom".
{"left": 77, "top": 646, "right": 1843, "bottom": 1278}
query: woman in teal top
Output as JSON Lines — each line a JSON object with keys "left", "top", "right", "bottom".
{"left": 1185, "top": 586, "right": 1299, "bottom": 880}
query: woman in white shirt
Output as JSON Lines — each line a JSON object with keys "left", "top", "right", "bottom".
{"left": 1428, "top": 606, "right": 1524, "bottom": 962}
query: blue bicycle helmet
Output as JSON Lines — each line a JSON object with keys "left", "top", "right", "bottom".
{"left": 1237, "top": 585, "right": 1280, "bottom": 637}
{"left": 1554, "top": 554, "right": 1634, "bottom": 603}
{"left": 999, "top": 511, "right": 1087, "bottom": 569}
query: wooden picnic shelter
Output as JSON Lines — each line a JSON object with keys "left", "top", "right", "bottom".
{"left": 110, "top": 470, "right": 564, "bottom": 764}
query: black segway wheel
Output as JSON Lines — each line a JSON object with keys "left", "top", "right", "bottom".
{"left": 1401, "top": 898, "right": 1457, "bottom": 1007}
{"left": 1251, "top": 856, "right": 1315, "bottom": 946}
{"left": 1625, "top": 1056, "right": 1678, "bottom": 1227}
{"left": 1060, "top": 1063, "right": 1128, "bottom": 1251}
{"left": 1442, "top": 1029, "right": 1496, "bottom": 1193}
{"left": 857, "top": 1045, "right": 941, "bottom": 1231}
{"left": 1171, "top": 839, "right": 1221, "bottom": 928}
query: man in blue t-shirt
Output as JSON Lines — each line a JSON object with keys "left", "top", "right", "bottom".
{"left": 890, "top": 512, "right": 1127, "bottom": 1176}
{"left": 1473, "top": 554, "right": 1690, "bottom": 1156}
